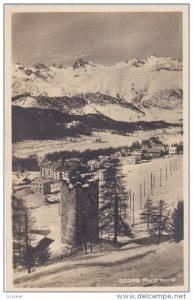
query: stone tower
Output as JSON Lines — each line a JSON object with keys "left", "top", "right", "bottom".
{"left": 60, "top": 180, "right": 99, "bottom": 246}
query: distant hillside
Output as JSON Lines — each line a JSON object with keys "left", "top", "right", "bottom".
{"left": 12, "top": 107, "right": 182, "bottom": 142}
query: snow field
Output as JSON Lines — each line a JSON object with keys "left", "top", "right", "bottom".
{"left": 12, "top": 128, "right": 182, "bottom": 158}
{"left": 122, "top": 155, "right": 183, "bottom": 213}
{"left": 13, "top": 240, "right": 183, "bottom": 288}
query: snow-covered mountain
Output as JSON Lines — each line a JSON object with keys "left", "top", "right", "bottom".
{"left": 12, "top": 56, "right": 183, "bottom": 123}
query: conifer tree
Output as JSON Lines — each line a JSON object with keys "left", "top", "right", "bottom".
{"left": 100, "top": 159, "right": 133, "bottom": 243}
{"left": 150, "top": 200, "right": 169, "bottom": 244}
{"left": 140, "top": 196, "right": 154, "bottom": 230}
{"left": 12, "top": 196, "right": 34, "bottom": 272}
{"left": 12, "top": 196, "right": 51, "bottom": 272}
{"left": 12, "top": 196, "right": 26, "bottom": 268}
{"left": 172, "top": 200, "right": 184, "bottom": 243}
{"left": 34, "top": 246, "right": 52, "bottom": 266}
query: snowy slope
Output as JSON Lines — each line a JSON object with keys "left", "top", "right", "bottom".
{"left": 13, "top": 240, "right": 183, "bottom": 288}
{"left": 12, "top": 56, "right": 183, "bottom": 122}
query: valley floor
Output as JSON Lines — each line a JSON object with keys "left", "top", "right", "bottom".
{"left": 12, "top": 128, "right": 182, "bottom": 158}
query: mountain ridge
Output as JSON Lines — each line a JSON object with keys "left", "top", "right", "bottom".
{"left": 12, "top": 56, "right": 183, "bottom": 123}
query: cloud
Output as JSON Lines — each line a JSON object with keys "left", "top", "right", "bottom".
{"left": 96, "top": 32, "right": 143, "bottom": 50}
{"left": 47, "top": 50, "right": 91, "bottom": 63}
{"left": 34, "top": 52, "right": 42, "bottom": 57}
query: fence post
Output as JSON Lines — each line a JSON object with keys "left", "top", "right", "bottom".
{"left": 132, "top": 193, "right": 135, "bottom": 225}
{"left": 140, "top": 183, "right": 142, "bottom": 209}
{"left": 144, "top": 181, "right": 146, "bottom": 197}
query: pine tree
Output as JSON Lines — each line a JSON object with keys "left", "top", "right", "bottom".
{"left": 12, "top": 196, "right": 26, "bottom": 268}
{"left": 140, "top": 196, "right": 154, "bottom": 230}
{"left": 172, "top": 201, "right": 184, "bottom": 243}
{"left": 23, "top": 209, "right": 35, "bottom": 273}
{"left": 34, "top": 246, "right": 52, "bottom": 266}
{"left": 100, "top": 159, "right": 133, "bottom": 243}
{"left": 12, "top": 196, "right": 35, "bottom": 273}
{"left": 150, "top": 200, "right": 169, "bottom": 244}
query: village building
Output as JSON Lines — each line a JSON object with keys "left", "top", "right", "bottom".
{"left": 93, "top": 169, "right": 106, "bottom": 182}
{"left": 154, "top": 144, "right": 165, "bottom": 151}
{"left": 178, "top": 142, "right": 183, "bottom": 154}
{"left": 79, "top": 169, "right": 106, "bottom": 183}
{"left": 98, "top": 155, "right": 110, "bottom": 164}
{"left": 42, "top": 160, "right": 63, "bottom": 170}
{"left": 50, "top": 181, "right": 61, "bottom": 193}
{"left": 61, "top": 171, "right": 69, "bottom": 180}
{"left": 80, "top": 172, "right": 93, "bottom": 181}
{"left": 149, "top": 140, "right": 156, "bottom": 148}
{"left": 163, "top": 144, "right": 169, "bottom": 151}
{"left": 110, "top": 152, "right": 122, "bottom": 160}
{"left": 41, "top": 160, "right": 71, "bottom": 181}
{"left": 87, "top": 159, "right": 100, "bottom": 171}
{"left": 27, "top": 153, "right": 38, "bottom": 160}
{"left": 130, "top": 151, "right": 142, "bottom": 162}
{"left": 66, "top": 121, "right": 80, "bottom": 128}
{"left": 53, "top": 170, "right": 61, "bottom": 180}
{"left": 31, "top": 177, "right": 53, "bottom": 194}
{"left": 125, "top": 150, "right": 132, "bottom": 155}
{"left": 119, "top": 155, "right": 139, "bottom": 164}
{"left": 65, "top": 158, "right": 80, "bottom": 164}
{"left": 141, "top": 144, "right": 149, "bottom": 152}
{"left": 60, "top": 179, "right": 99, "bottom": 246}
{"left": 41, "top": 161, "right": 60, "bottom": 178}
{"left": 169, "top": 146, "right": 178, "bottom": 155}
{"left": 147, "top": 148, "right": 162, "bottom": 159}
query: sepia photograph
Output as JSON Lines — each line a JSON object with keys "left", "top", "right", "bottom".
{"left": 4, "top": 4, "right": 189, "bottom": 292}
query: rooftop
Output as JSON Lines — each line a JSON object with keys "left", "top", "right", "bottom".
{"left": 147, "top": 148, "right": 162, "bottom": 153}
{"left": 62, "top": 177, "right": 98, "bottom": 190}
{"left": 32, "top": 177, "right": 53, "bottom": 184}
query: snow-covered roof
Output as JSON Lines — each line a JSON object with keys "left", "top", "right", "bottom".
{"left": 170, "top": 146, "right": 177, "bottom": 150}
{"left": 82, "top": 183, "right": 89, "bottom": 188}
{"left": 51, "top": 180, "right": 61, "bottom": 184}
{"left": 147, "top": 148, "right": 161, "bottom": 153}
{"left": 31, "top": 177, "right": 53, "bottom": 184}
{"left": 62, "top": 178, "right": 98, "bottom": 190}
{"left": 97, "top": 169, "right": 106, "bottom": 173}
{"left": 87, "top": 159, "right": 99, "bottom": 164}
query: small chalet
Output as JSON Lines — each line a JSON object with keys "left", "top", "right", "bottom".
{"left": 119, "top": 155, "right": 138, "bottom": 164}
{"left": 147, "top": 148, "right": 161, "bottom": 159}
{"left": 87, "top": 160, "right": 99, "bottom": 171}
{"left": 98, "top": 155, "right": 110, "bottom": 163}
{"left": 141, "top": 144, "right": 149, "bottom": 152}
{"left": 93, "top": 169, "right": 106, "bottom": 182}
{"left": 31, "top": 177, "right": 53, "bottom": 194}
{"left": 169, "top": 146, "right": 178, "bottom": 155}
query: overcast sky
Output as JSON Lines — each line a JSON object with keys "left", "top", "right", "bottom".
{"left": 12, "top": 12, "right": 182, "bottom": 66}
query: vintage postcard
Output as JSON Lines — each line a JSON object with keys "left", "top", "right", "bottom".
{"left": 4, "top": 4, "right": 189, "bottom": 292}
